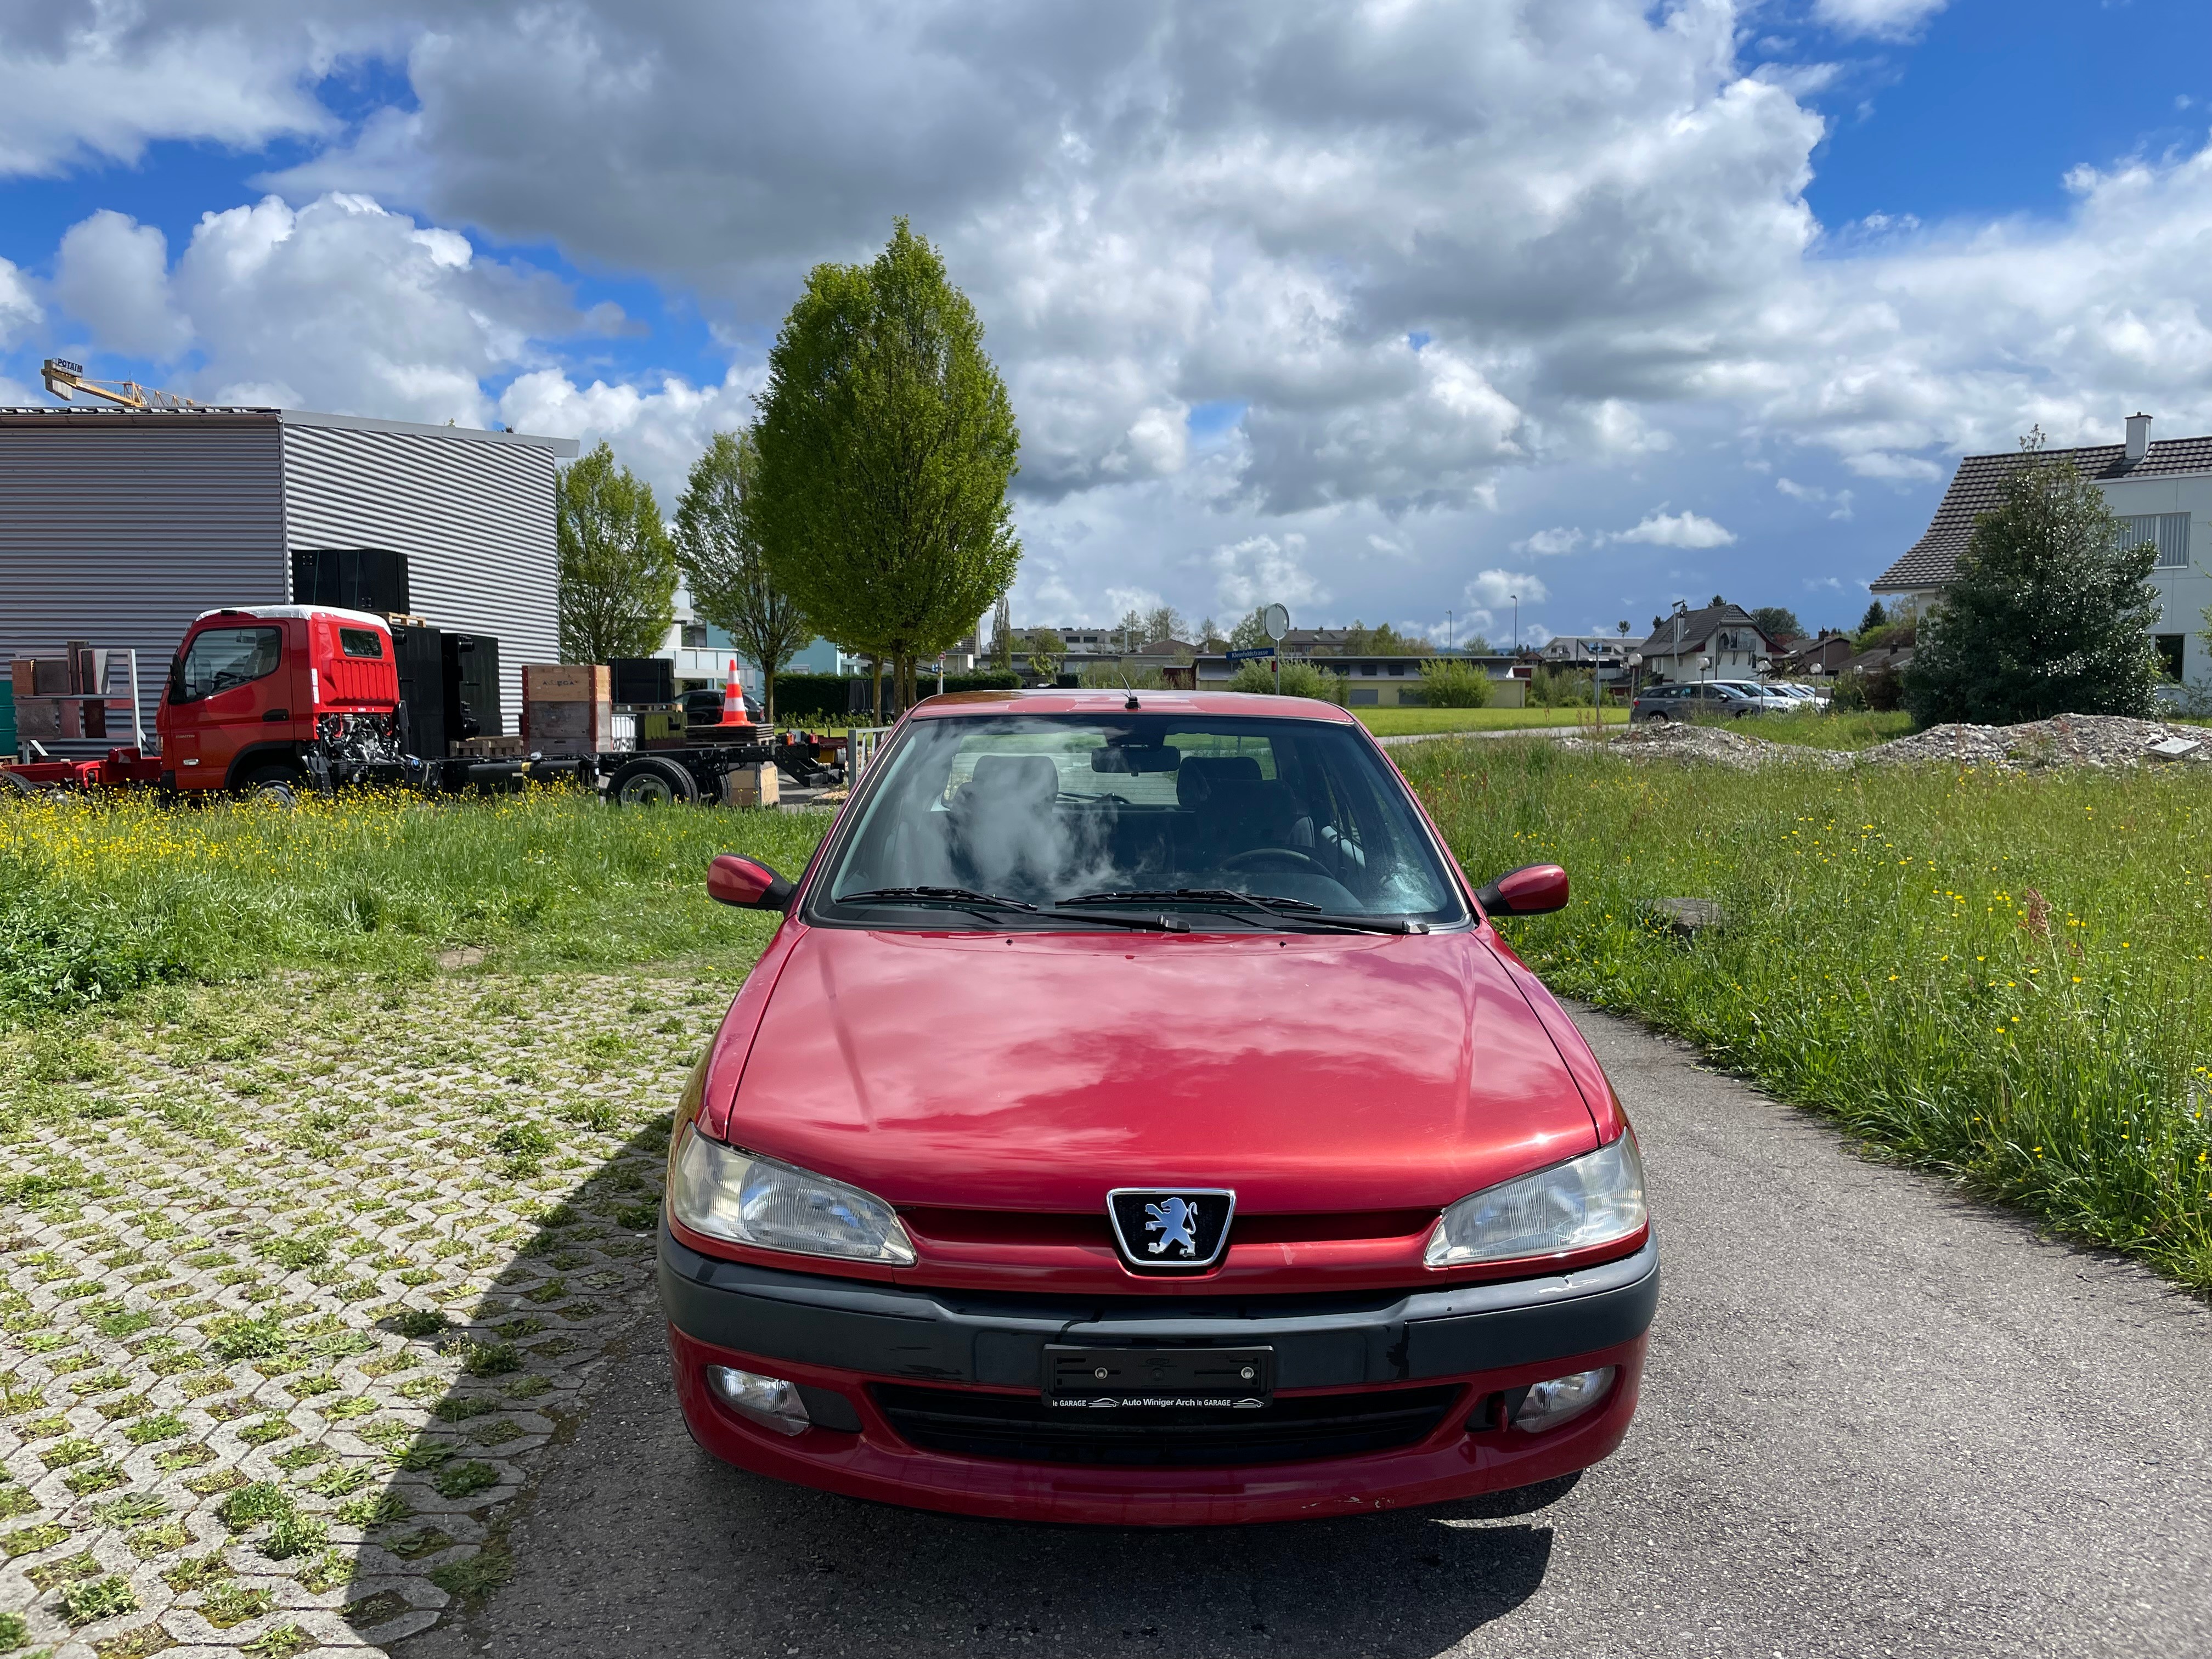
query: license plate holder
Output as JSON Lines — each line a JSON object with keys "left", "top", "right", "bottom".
{"left": 1041, "top": 1345, "right": 1274, "bottom": 1409}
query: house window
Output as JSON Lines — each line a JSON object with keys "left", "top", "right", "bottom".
{"left": 1389, "top": 662, "right": 1405, "bottom": 676}
{"left": 2114, "top": 513, "right": 2190, "bottom": 568}
{"left": 2154, "top": 634, "right": 2186, "bottom": 680}
{"left": 680, "top": 623, "right": 708, "bottom": 648}
{"left": 1347, "top": 687, "right": 1379, "bottom": 706}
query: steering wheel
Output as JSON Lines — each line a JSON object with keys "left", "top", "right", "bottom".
{"left": 1221, "top": 847, "right": 1325, "bottom": 874}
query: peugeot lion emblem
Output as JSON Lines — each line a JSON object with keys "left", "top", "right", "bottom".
{"left": 1107, "top": 1188, "right": 1237, "bottom": 1273}
{"left": 1145, "top": 1196, "right": 1201, "bottom": 1256}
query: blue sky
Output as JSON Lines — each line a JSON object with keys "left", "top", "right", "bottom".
{"left": 2, "top": 0, "right": 2207, "bottom": 646}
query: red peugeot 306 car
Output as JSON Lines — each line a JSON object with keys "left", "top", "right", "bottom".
{"left": 659, "top": 689, "right": 1655, "bottom": 1525}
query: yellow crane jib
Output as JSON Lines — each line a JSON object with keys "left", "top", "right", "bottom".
{"left": 41, "top": 357, "right": 201, "bottom": 411}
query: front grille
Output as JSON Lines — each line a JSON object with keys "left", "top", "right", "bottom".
{"left": 873, "top": 1383, "right": 1459, "bottom": 1468}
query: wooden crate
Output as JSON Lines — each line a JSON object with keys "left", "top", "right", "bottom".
{"left": 522, "top": 663, "right": 610, "bottom": 703}
{"left": 720, "top": 763, "right": 780, "bottom": 809}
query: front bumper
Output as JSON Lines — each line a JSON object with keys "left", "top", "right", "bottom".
{"left": 659, "top": 1226, "right": 1658, "bottom": 1524}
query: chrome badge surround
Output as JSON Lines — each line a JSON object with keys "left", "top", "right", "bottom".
{"left": 1104, "top": 1187, "right": 1238, "bottom": 1272}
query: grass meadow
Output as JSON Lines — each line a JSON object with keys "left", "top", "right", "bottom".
{"left": 0, "top": 786, "right": 822, "bottom": 1019}
{"left": 1401, "top": 738, "right": 2212, "bottom": 1290}
{"left": 1355, "top": 705, "right": 1629, "bottom": 737}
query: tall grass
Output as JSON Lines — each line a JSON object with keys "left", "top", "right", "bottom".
{"left": 1402, "top": 739, "right": 2212, "bottom": 1290}
{"left": 0, "top": 786, "right": 829, "bottom": 1019}
{"left": 1357, "top": 706, "right": 1629, "bottom": 737}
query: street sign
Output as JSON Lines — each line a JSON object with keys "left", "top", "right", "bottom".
{"left": 1261, "top": 603, "right": 1291, "bottom": 643}
{"left": 1225, "top": 646, "right": 1276, "bottom": 663}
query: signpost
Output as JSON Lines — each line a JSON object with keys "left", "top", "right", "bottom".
{"left": 1261, "top": 604, "right": 1290, "bottom": 693}
{"left": 1224, "top": 646, "right": 1276, "bottom": 664}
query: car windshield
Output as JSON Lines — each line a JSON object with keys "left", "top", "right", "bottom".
{"left": 811, "top": 712, "right": 1469, "bottom": 928}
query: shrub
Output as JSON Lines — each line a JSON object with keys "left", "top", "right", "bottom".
{"left": 1226, "top": 660, "right": 1345, "bottom": 702}
{"left": 1416, "top": 658, "right": 1493, "bottom": 708}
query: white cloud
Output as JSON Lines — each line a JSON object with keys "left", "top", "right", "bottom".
{"left": 1513, "top": 526, "right": 1587, "bottom": 556}
{"left": 0, "top": 256, "right": 38, "bottom": 348}
{"left": 1465, "top": 569, "right": 1545, "bottom": 608}
{"left": 1775, "top": 476, "right": 1854, "bottom": 519}
{"left": 1609, "top": 509, "right": 1737, "bottom": 548}
{"left": 0, "top": 5, "right": 369, "bottom": 177}
{"left": 1211, "top": 533, "right": 1325, "bottom": 612}
{"left": 1812, "top": 0, "right": 1949, "bottom": 41}
{"left": 54, "top": 210, "right": 190, "bottom": 359}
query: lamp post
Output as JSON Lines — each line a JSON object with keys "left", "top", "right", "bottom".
{"left": 1627, "top": 650, "right": 1643, "bottom": 712}
{"left": 1446, "top": 609, "right": 1454, "bottom": 653}
{"left": 1511, "top": 595, "right": 1519, "bottom": 655}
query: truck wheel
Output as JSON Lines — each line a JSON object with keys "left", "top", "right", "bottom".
{"left": 607, "top": 756, "right": 698, "bottom": 807}
{"left": 240, "top": 766, "right": 301, "bottom": 808}
{"left": 0, "top": 771, "right": 33, "bottom": 804}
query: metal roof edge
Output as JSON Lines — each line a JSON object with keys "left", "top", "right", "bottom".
{"left": 0, "top": 403, "right": 579, "bottom": 457}
{"left": 277, "top": 408, "right": 580, "bottom": 456}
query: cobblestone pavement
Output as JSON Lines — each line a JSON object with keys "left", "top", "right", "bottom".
{"left": 1, "top": 969, "right": 732, "bottom": 1659}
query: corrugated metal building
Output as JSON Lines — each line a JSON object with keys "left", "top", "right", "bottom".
{"left": 0, "top": 405, "right": 578, "bottom": 746}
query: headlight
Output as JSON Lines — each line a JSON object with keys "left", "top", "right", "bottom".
{"left": 1424, "top": 1133, "right": 1646, "bottom": 1268}
{"left": 669, "top": 1125, "right": 916, "bottom": 1265}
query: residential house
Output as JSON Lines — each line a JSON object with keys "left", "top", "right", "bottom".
{"left": 1781, "top": 631, "right": 1856, "bottom": 676}
{"left": 1537, "top": 635, "right": 1633, "bottom": 685}
{"left": 1632, "top": 602, "right": 1776, "bottom": 685}
{"left": 1870, "top": 413, "right": 2212, "bottom": 688}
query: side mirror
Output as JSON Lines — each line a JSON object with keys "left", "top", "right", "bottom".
{"left": 1474, "top": 862, "right": 1568, "bottom": 918}
{"left": 708, "top": 854, "right": 794, "bottom": 911}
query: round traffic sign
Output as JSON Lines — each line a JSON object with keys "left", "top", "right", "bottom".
{"left": 1261, "top": 603, "right": 1290, "bottom": 642}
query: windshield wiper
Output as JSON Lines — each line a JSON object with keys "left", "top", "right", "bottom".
{"left": 836, "top": 886, "right": 1188, "bottom": 932}
{"left": 1060, "top": 887, "right": 1427, "bottom": 935}
{"left": 840, "top": 885, "right": 1038, "bottom": 911}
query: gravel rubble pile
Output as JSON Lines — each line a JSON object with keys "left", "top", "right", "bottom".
{"left": 1555, "top": 712, "right": 2210, "bottom": 771}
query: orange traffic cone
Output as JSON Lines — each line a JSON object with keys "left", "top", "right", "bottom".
{"left": 722, "top": 661, "right": 751, "bottom": 729}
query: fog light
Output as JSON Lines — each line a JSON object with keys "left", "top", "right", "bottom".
{"left": 704, "top": 1364, "right": 811, "bottom": 1436}
{"left": 1513, "top": 1366, "right": 1616, "bottom": 1432}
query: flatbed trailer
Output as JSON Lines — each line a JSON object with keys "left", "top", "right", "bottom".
{"left": 1, "top": 606, "right": 842, "bottom": 807}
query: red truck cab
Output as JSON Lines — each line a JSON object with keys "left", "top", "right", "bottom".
{"left": 157, "top": 605, "right": 400, "bottom": 792}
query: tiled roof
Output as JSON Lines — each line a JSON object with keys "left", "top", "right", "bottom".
{"left": 1870, "top": 436, "right": 2212, "bottom": 593}
{"left": 1633, "top": 603, "right": 1770, "bottom": 658}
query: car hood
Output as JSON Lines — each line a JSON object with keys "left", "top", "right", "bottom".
{"left": 709, "top": 924, "right": 1601, "bottom": 1214}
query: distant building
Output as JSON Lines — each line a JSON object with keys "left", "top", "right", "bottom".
{"left": 1193, "top": 653, "right": 1529, "bottom": 707}
{"left": 0, "top": 403, "right": 577, "bottom": 744}
{"left": 1870, "top": 413, "right": 2210, "bottom": 687}
{"left": 1631, "top": 602, "right": 1776, "bottom": 685}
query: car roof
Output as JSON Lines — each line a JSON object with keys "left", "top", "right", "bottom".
{"left": 906, "top": 688, "right": 1361, "bottom": 723}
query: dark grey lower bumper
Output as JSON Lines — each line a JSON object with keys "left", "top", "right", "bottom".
{"left": 658, "top": 1228, "right": 1658, "bottom": 1390}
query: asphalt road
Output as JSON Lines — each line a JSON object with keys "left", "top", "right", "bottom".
{"left": 402, "top": 1007, "right": 2212, "bottom": 1659}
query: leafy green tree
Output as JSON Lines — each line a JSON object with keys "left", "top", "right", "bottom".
{"left": 1901, "top": 456, "right": 2165, "bottom": 725}
{"left": 1024, "top": 627, "right": 1066, "bottom": 679}
{"left": 1858, "top": 600, "right": 1889, "bottom": 636}
{"left": 673, "top": 430, "right": 812, "bottom": 723}
{"left": 1195, "top": 616, "right": 1227, "bottom": 651}
{"left": 752, "top": 219, "right": 1022, "bottom": 718}
{"left": 1417, "top": 658, "right": 1492, "bottom": 707}
{"left": 1227, "top": 608, "right": 1272, "bottom": 650}
{"left": 557, "top": 442, "right": 678, "bottom": 663}
{"left": 1140, "top": 605, "right": 1188, "bottom": 647}
{"left": 1750, "top": 606, "right": 1803, "bottom": 644}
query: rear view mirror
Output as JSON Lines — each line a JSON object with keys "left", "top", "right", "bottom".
{"left": 708, "top": 854, "right": 794, "bottom": 911}
{"left": 1091, "top": 744, "right": 1181, "bottom": 774}
{"left": 1474, "top": 862, "right": 1568, "bottom": 917}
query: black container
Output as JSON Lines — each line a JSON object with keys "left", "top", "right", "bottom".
{"left": 609, "top": 656, "right": 675, "bottom": 706}
{"left": 443, "top": 633, "right": 500, "bottom": 740}
{"left": 391, "top": 624, "right": 446, "bottom": 759}
{"left": 292, "top": 548, "right": 411, "bottom": 615}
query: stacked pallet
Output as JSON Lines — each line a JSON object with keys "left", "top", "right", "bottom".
{"left": 521, "top": 664, "right": 617, "bottom": 758}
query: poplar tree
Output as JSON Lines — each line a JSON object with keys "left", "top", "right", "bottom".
{"left": 752, "top": 220, "right": 1022, "bottom": 718}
